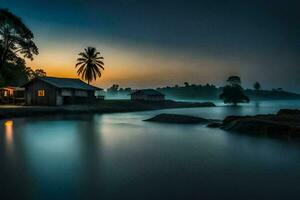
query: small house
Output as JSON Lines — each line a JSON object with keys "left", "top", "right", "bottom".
{"left": 130, "top": 89, "right": 165, "bottom": 101}
{"left": 0, "top": 86, "right": 25, "bottom": 104}
{"left": 23, "top": 77, "right": 103, "bottom": 106}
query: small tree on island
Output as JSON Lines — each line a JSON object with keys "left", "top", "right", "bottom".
{"left": 219, "top": 76, "right": 249, "bottom": 105}
{"left": 253, "top": 81, "right": 261, "bottom": 91}
{"left": 75, "top": 47, "right": 104, "bottom": 84}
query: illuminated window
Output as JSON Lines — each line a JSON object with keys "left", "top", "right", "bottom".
{"left": 4, "top": 91, "right": 8, "bottom": 97}
{"left": 38, "top": 90, "right": 45, "bottom": 97}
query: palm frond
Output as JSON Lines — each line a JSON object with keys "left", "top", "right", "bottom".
{"left": 75, "top": 47, "right": 105, "bottom": 83}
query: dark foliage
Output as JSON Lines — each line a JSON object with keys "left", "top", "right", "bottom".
{"left": 220, "top": 85, "right": 249, "bottom": 105}
{"left": 227, "top": 76, "right": 241, "bottom": 86}
{"left": 219, "top": 76, "right": 249, "bottom": 105}
{"left": 106, "top": 84, "right": 132, "bottom": 98}
{"left": 26, "top": 68, "right": 46, "bottom": 80}
{"left": 0, "top": 58, "right": 29, "bottom": 86}
{"left": 0, "top": 57, "right": 46, "bottom": 87}
{"left": 157, "top": 83, "right": 220, "bottom": 100}
{"left": 254, "top": 81, "right": 261, "bottom": 90}
{"left": 0, "top": 9, "right": 38, "bottom": 69}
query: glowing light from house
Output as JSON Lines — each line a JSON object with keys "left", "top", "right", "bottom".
{"left": 4, "top": 120, "right": 14, "bottom": 153}
{"left": 38, "top": 90, "right": 45, "bottom": 97}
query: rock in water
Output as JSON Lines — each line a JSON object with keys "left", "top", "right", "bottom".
{"left": 221, "top": 109, "right": 300, "bottom": 137}
{"left": 277, "top": 109, "right": 300, "bottom": 116}
{"left": 144, "top": 113, "right": 209, "bottom": 124}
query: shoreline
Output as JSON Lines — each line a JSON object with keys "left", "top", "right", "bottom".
{"left": 0, "top": 100, "right": 215, "bottom": 120}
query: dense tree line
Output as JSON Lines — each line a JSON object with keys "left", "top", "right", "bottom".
{"left": 157, "top": 83, "right": 220, "bottom": 100}
{"left": 105, "top": 80, "right": 300, "bottom": 102}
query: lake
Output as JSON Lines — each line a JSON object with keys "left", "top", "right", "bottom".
{"left": 1, "top": 100, "right": 300, "bottom": 200}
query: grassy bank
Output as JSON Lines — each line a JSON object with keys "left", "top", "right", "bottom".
{"left": 0, "top": 100, "right": 215, "bottom": 120}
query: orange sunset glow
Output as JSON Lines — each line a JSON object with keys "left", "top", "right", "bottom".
{"left": 27, "top": 39, "right": 240, "bottom": 89}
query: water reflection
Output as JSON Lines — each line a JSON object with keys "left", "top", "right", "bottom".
{"left": 4, "top": 120, "right": 14, "bottom": 156}
{"left": 12, "top": 115, "right": 105, "bottom": 199}
{"left": 0, "top": 100, "right": 300, "bottom": 200}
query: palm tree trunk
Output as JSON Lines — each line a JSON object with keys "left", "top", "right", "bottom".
{"left": 0, "top": 59, "right": 4, "bottom": 70}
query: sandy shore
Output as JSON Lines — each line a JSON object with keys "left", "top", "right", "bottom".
{"left": 0, "top": 100, "right": 215, "bottom": 120}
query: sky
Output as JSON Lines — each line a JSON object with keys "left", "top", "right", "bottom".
{"left": 1, "top": 0, "right": 300, "bottom": 91}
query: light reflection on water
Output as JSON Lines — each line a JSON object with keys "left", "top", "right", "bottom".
{"left": 0, "top": 100, "right": 300, "bottom": 200}
{"left": 4, "top": 120, "right": 14, "bottom": 157}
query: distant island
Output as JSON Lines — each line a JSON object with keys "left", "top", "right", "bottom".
{"left": 106, "top": 83, "right": 300, "bottom": 101}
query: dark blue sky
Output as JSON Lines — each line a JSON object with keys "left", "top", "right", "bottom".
{"left": 2, "top": 0, "right": 300, "bottom": 90}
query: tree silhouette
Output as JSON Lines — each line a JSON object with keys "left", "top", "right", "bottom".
{"left": 75, "top": 47, "right": 104, "bottom": 84}
{"left": 254, "top": 81, "right": 261, "bottom": 91}
{"left": 26, "top": 68, "right": 47, "bottom": 80}
{"left": 227, "top": 76, "right": 241, "bottom": 86}
{"left": 107, "top": 84, "right": 119, "bottom": 95}
{"left": 220, "top": 76, "right": 249, "bottom": 105}
{"left": 0, "top": 9, "right": 38, "bottom": 69}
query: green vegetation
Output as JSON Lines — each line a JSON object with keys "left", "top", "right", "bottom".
{"left": 75, "top": 47, "right": 104, "bottom": 84}
{"left": 219, "top": 76, "right": 249, "bottom": 105}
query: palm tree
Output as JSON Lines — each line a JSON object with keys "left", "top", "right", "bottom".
{"left": 75, "top": 47, "right": 104, "bottom": 84}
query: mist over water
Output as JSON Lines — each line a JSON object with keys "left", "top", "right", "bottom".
{"left": 1, "top": 100, "right": 300, "bottom": 200}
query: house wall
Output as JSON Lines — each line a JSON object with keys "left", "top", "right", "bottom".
{"left": 25, "top": 80, "right": 58, "bottom": 106}
{"left": 62, "top": 90, "right": 97, "bottom": 105}
{"left": 75, "top": 90, "right": 88, "bottom": 97}
{"left": 56, "top": 90, "right": 63, "bottom": 106}
{"left": 131, "top": 94, "right": 146, "bottom": 101}
{"left": 25, "top": 80, "right": 100, "bottom": 106}
{"left": 61, "top": 89, "right": 72, "bottom": 96}
{"left": 146, "top": 95, "right": 165, "bottom": 101}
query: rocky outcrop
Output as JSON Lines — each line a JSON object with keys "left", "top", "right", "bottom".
{"left": 145, "top": 114, "right": 210, "bottom": 124}
{"left": 219, "top": 109, "right": 300, "bottom": 137}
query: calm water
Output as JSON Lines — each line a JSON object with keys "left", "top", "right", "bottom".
{"left": 1, "top": 100, "right": 300, "bottom": 200}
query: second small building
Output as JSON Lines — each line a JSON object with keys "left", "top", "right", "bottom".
{"left": 23, "top": 77, "right": 103, "bottom": 106}
{"left": 130, "top": 89, "right": 165, "bottom": 101}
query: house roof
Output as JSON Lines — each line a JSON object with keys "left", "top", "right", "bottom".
{"left": 131, "top": 89, "right": 164, "bottom": 96}
{"left": 24, "top": 77, "right": 102, "bottom": 91}
{"left": 0, "top": 86, "right": 25, "bottom": 91}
